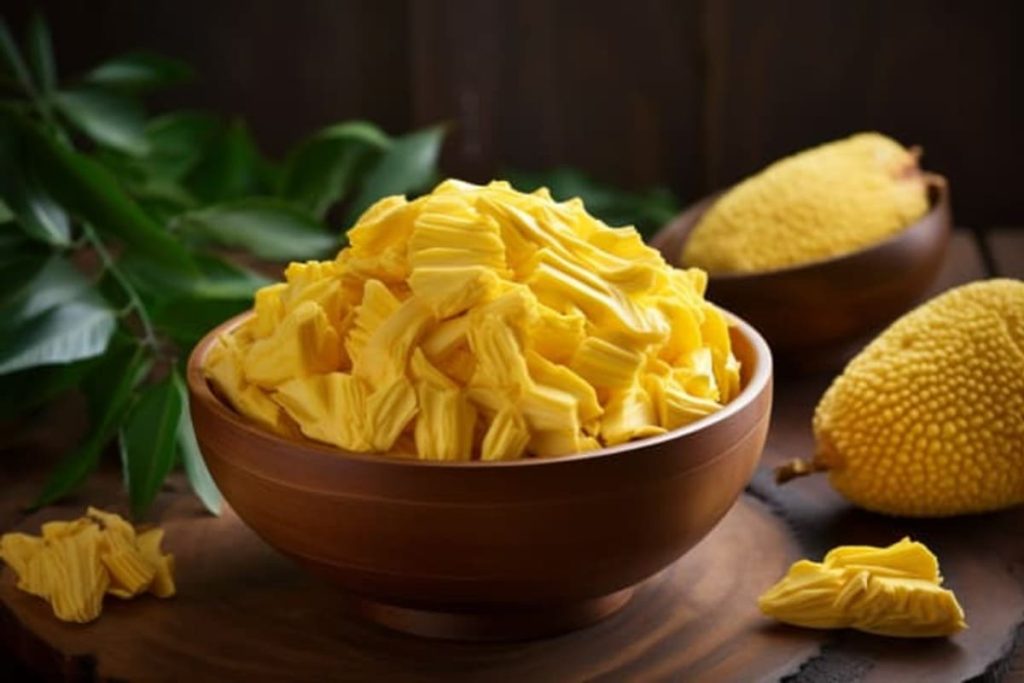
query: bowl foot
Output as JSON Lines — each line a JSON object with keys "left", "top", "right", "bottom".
{"left": 349, "top": 588, "right": 635, "bottom": 641}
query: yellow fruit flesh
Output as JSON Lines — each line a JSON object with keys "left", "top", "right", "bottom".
{"left": 0, "top": 508, "right": 175, "bottom": 623}
{"left": 759, "top": 538, "right": 966, "bottom": 637}
{"left": 204, "top": 179, "right": 742, "bottom": 461}
{"left": 683, "top": 133, "right": 929, "bottom": 274}
{"left": 804, "top": 279, "right": 1024, "bottom": 517}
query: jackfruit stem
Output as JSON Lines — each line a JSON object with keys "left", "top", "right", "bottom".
{"left": 775, "top": 456, "right": 829, "bottom": 484}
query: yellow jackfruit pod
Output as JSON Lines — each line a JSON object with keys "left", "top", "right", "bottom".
{"left": 421, "top": 314, "right": 470, "bottom": 361}
{"left": 414, "top": 382, "right": 477, "bottom": 461}
{"left": 759, "top": 538, "right": 967, "bottom": 638}
{"left": 43, "top": 525, "right": 109, "bottom": 623}
{"left": 347, "top": 195, "right": 411, "bottom": 252}
{"left": 519, "top": 383, "right": 580, "bottom": 434}
{"left": 0, "top": 533, "right": 44, "bottom": 587}
{"left": 409, "top": 265, "right": 503, "bottom": 319}
{"left": 600, "top": 385, "right": 666, "bottom": 446}
{"left": 136, "top": 528, "right": 175, "bottom": 598}
{"left": 570, "top": 336, "right": 645, "bottom": 390}
{"left": 700, "top": 302, "right": 741, "bottom": 403}
{"left": 824, "top": 538, "right": 941, "bottom": 582}
{"left": 251, "top": 283, "right": 288, "bottom": 339}
{"left": 204, "top": 334, "right": 293, "bottom": 435}
{"left": 410, "top": 348, "right": 457, "bottom": 389}
{"left": 480, "top": 405, "right": 531, "bottom": 461}
{"left": 410, "top": 197, "right": 507, "bottom": 272}
{"left": 585, "top": 224, "right": 664, "bottom": 266}
{"left": 467, "top": 315, "right": 532, "bottom": 394}
{"left": 345, "top": 279, "right": 401, "bottom": 365}
{"left": 243, "top": 301, "right": 341, "bottom": 388}
{"left": 365, "top": 376, "right": 419, "bottom": 451}
{"left": 526, "top": 350, "right": 602, "bottom": 423}
{"left": 352, "top": 296, "right": 435, "bottom": 386}
{"left": 526, "top": 304, "right": 587, "bottom": 364}
{"left": 273, "top": 373, "right": 372, "bottom": 451}
{"left": 646, "top": 373, "right": 722, "bottom": 431}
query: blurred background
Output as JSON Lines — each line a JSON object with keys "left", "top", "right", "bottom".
{"left": 9, "top": 0, "right": 1022, "bottom": 229}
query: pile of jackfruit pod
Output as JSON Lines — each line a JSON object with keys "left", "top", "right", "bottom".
{"left": 204, "top": 179, "right": 741, "bottom": 461}
{"left": 0, "top": 508, "right": 174, "bottom": 623}
{"left": 758, "top": 537, "right": 967, "bottom": 637}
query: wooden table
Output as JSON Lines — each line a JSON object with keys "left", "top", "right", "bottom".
{"left": 1, "top": 229, "right": 1022, "bottom": 682}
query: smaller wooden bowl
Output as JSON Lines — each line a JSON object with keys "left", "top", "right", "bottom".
{"left": 650, "top": 181, "right": 952, "bottom": 364}
{"left": 186, "top": 312, "right": 772, "bottom": 641}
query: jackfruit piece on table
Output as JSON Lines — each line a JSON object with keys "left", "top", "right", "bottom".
{"left": 0, "top": 509, "right": 175, "bottom": 624}
{"left": 759, "top": 538, "right": 966, "bottom": 638}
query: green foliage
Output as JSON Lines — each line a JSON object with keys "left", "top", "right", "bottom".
{"left": 0, "top": 14, "right": 446, "bottom": 517}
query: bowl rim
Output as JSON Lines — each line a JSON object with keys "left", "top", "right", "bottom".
{"left": 668, "top": 175, "right": 950, "bottom": 281}
{"left": 187, "top": 308, "right": 772, "bottom": 469}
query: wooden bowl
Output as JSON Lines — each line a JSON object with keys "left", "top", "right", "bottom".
{"left": 186, "top": 312, "right": 772, "bottom": 641}
{"left": 650, "top": 180, "right": 951, "bottom": 364}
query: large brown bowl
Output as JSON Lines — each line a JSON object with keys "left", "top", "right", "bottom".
{"left": 186, "top": 312, "right": 772, "bottom": 641}
{"left": 650, "top": 180, "right": 951, "bottom": 365}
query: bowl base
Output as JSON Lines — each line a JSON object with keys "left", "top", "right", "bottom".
{"left": 348, "top": 588, "right": 635, "bottom": 641}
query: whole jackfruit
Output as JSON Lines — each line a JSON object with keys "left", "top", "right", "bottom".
{"left": 778, "top": 279, "right": 1024, "bottom": 517}
{"left": 682, "top": 133, "right": 931, "bottom": 274}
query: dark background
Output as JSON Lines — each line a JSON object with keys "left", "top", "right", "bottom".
{"left": 8, "top": 0, "right": 1024, "bottom": 228}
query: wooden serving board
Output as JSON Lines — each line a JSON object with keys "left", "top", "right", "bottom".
{"left": 2, "top": 230, "right": 1023, "bottom": 682}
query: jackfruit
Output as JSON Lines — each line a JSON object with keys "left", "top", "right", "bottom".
{"left": 0, "top": 508, "right": 175, "bottom": 623}
{"left": 759, "top": 538, "right": 966, "bottom": 637}
{"left": 203, "top": 179, "right": 743, "bottom": 461}
{"left": 682, "top": 133, "right": 931, "bottom": 274}
{"left": 778, "top": 279, "right": 1024, "bottom": 516}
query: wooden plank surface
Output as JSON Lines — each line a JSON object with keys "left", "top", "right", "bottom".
{"left": 1, "top": 231, "right": 1022, "bottom": 682}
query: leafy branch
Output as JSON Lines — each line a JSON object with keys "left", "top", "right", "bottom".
{"left": 0, "top": 13, "right": 446, "bottom": 517}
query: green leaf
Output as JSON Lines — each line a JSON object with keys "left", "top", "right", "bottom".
{"left": 55, "top": 87, "right": 149, "bottom": 155}
{"left": 0, "top": 168, "right": 71, "bottom": 246}
{"left": 33, "top": 344, "right": 150, "bottom": 508}
{"left": 142, "top": 111, "right": 222, "bottom": 181}
{"left": 0, "top": 17, "right": 32, "bottom": 93}
{"left": 173, "top": 371, "right": 222, "bottom": 515}
{"left": 280, "top": 120, "right": 391, "bottom": 218}
{"left": 84, "top": 51, "right": 193, "bottom": 92}
{"left": 0, "top": 257, "right": 116, "bottom": 375}
{"left": 0, "top": 228, "right": 49, "bottom": 305}
{"left": 121, "top": 250, "right": 268, "bottom": 302}
{"left": 2, "top": 111, "right": 196, "bottom": 271}
{"left": 345, "top": 125, "right": 445, "bottom": 225}
{"left": 121, "top": 374, "right": 183, "bottom": 516}
{"left": 151, "top": 295, "right": 252, "bottom": 349}
{"left": 0, "top": 101, "right": 70, "bottom": 246}
{"left": 26, "top": 14, "right": 56, "bottom": 95}
{"left": 186, "top": 120, "right": 264, "bottom": 203}
{"left": 172, "top": 197, "right": 336, "bottom": 260}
